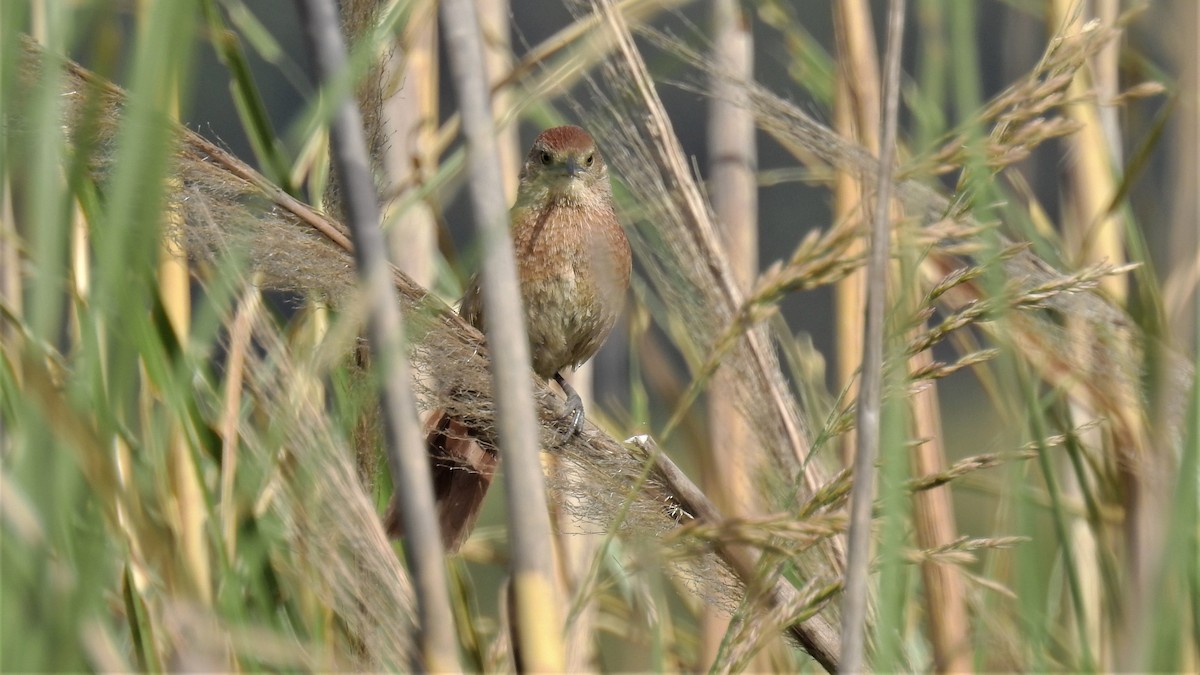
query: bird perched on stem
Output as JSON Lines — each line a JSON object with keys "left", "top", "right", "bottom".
{"left": 386, "top": 125, "right": 631, "bottom": 551}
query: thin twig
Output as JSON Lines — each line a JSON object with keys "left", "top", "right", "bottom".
{"left": 629, "top": 436, "right": 842, "bottom": 672}
{"left": 440, "top": 0, "right": 566, "bottom": 669}
{"left": 841, "top": 0, "right": 906, "bottom": 671}
{"left": 295, "top": 0, "right": 459, "bottom": 670}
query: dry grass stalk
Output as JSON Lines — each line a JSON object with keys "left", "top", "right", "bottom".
{"left": 830, "top": 2, "right": 970, "bottom": 664}
{"left": 144, "top": 2, "right": 212, "bottom": 609}
{"left": 479, "top": 0, "right": 521, "bottom": 202}
{"left": 1053, "top": 2, "right": 1161, "bottom": 667}
{"left": 840, "top": 1, "right": 906, "bottom": 671}
{"left": 1052, "top": 0, "right": 1127, "bottom": 301}
{"left": 378, "top": 0, "right": 440, "bottom": 289}
{"left": 628, "top": 435, "right": 842, "bottom": 670}
{"left": 907, "top": 344, "right": 972, "bottom": 671}
{"left": 1162, "top": 2, "right": 1198, "bottom": 350}
{"left": 440, "top": 0, "right": 565, "bottom": 668}
{"left": 297, "top": 0, "right": 459, "bottom": 668}
{"left": 703, "top": 0, "right": 761, "bottom": 665}
{"left": 832, "top": 0, "right": 879, "bottom": 469}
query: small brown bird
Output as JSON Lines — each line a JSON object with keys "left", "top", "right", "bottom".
{"left": 386, "top": 125, "right": 631, "bottom": 551}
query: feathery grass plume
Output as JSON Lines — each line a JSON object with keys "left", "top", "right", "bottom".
{"left": 616, "top": 5, "right": 1191, "bottom": 670}
{"left": 205, "top": 300, "right": 419, "bottom": 669}
{"left": 655, "top": 10, "right": 1193, "bottom": 450}
{"left": 568, "top": 4, "right": 821, "bottom": 469}
{"left": 576, "top": 0, "right": 846, "bottom": 547}
{"left": 557, "top": 2, "right": 851, "bottom": 667}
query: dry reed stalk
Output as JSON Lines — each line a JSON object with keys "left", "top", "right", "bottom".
{"left": 379, "top": 0, "right": 440, "bottom": 289}
{"left": 841, "top": 1, "right": 906, "bottom": 671}
{"left": 551, "top": 364, "right": 601, "bottom": 673}
{"left": 630, "top": 436, "right": 842, "bottom": 671}
{"left": 147, "top": 2, "right": 212, "bottom": 607}
{"left": 906, "top": 347, "right": 973, "bottom": 671}
{"left": 440, "top": 0, "right": 566, "bottom": 669}
{"left": 1163, "top": 1, "right": 1198, "bottom": 349}
{"left": 297, "top": 0, "right": 459, "bottom": 669}
{"left": 1052, "top": 0, "right": 1127, "bottom": 302}
{"left": 702, "top": 0, "right": 760, "bottom": 667}
{"left": 1055, "top": 2, "right": 1180, "bottom": 668}
{"left": 490, "top": 1, "right": 600, "bottom": 666}
{"left": 1049, "top": 3, "right": 1121, "bottom": 666}
{"left": 831, "top": 2, "right": 971, "bottom": 664}
{"left": 479, "top": 0, "right": 520, "bottom": 202}
{"left": 218, "top": 286, "right": 258, "bottom": 565}
{"left": 832, "top": 0, "right": 878, "bottom": 469}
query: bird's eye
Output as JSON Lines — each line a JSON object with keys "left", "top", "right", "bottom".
{"left": 540, "top": 151, "right": 553, "bottom": 165}
{"left": 584, "top": 153, "right": 595, "bottom": 167}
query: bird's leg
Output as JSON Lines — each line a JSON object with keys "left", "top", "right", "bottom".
{"left": 554, "top": 372, "right": 585, "bottom": 436}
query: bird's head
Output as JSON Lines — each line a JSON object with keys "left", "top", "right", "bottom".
{"left": 517, "top": 125, "right": 610, "bottom": 207}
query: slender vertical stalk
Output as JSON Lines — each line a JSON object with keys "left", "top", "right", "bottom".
{"left": 907, "top": 347, "right": 972, "bottom": 671}
{"left": 478, "top": 0, "right": 519, "bottom": 202}
{"left": 832, "top": 0, "right": 879, "bottom": 467}
{"left": 1051, "top": 0, "right": 1127, "bottom": 302}
{"left": 440, "top": 0, "right": 565, "bottom": 669}
{"left": 840, "top": 1, "right": 906, "bottom": 671}
{"left": 380, "top": 0, "right": 439, "bottom": 290}
{"left": 1049, "top": 4, "right": 1131, "bottom": 667}
{"left": 703, "top": 0, "right": 759, "bottom": 667}
{"left": 1165, "top": 0, "right": 1198, "bottom": 349}
{"left": 295, "top": 0, "right": 459, "bottom": 670}
{"left": 138, "top": 0, "right": 212, "bottom": 607}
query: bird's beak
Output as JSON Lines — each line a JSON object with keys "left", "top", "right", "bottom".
{"left": 563, "top": 156, "right": 581, "bottom": 178}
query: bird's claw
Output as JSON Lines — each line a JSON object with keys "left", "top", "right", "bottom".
{"left": 554, "top": 372, "right": 586, "bottom": 438}
{"left": 563, "top": 391, "right": 585, "bottom": 437}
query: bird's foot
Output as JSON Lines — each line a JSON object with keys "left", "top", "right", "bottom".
{"left": 554, "top": 372, "right": 586, "bottom": 437}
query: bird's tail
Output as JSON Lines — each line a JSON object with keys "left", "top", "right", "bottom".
{"left": 383, "top": 409, "right": 498, "bottom": 552}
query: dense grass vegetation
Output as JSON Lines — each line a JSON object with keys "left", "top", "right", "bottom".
{"left": 1, "top": 0, "right": 1196, "bottom": 671}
